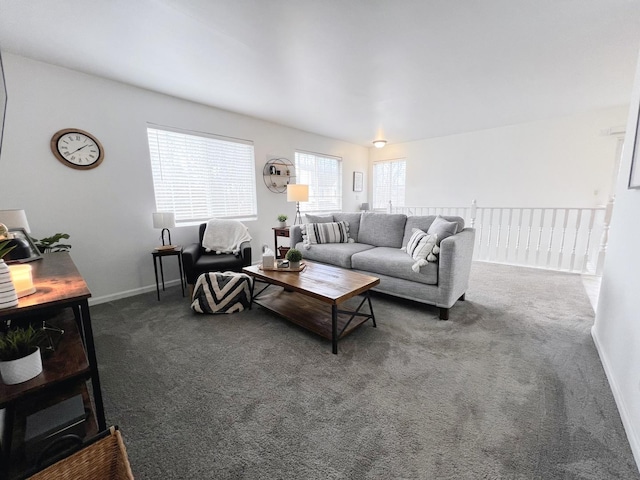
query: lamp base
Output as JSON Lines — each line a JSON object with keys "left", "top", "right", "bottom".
{"left": 294, "top": 202, "right": 303, "bottom": 225}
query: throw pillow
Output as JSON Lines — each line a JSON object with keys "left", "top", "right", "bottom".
{"left": 405, "top": 228, "right": 438, "bottom": 272}
{"left": 302, "top": 221, "right": 351, "bottom": 247}
{"left": 427, "top": 215, "right": 459, "bottom": 245}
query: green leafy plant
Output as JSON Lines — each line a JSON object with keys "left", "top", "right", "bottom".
{"left": 0, "top": 240, "right": 16, "bottom": 260}
{"left": 286, "top": 248, "right": 303, "bottom": 263}
{"left": 31, "top": 233, "right": 71, "bottom": 253}
{"left": 0, "top": 324, "right": 46, "bottom": 361}
{"left": 277, "top": 214, "right": 288, "bottom": 222}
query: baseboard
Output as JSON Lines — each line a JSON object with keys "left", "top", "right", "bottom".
{"left": 591, "top": 326, "right": 640, "bottom": 471}
{"left": 88, "top": 279, "right": 183, "bottom": 306}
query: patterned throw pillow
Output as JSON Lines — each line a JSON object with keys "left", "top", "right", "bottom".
{"left": 302, "top": 221, "right": 350, "bottom": 246}
{"left": 405, "top": 228, "right": 439, "bottom": 272}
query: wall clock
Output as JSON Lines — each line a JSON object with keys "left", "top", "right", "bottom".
{"left": 50, "top": 128, "right": 104, "bottom": 170}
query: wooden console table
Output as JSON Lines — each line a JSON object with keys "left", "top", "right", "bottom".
{"left": 0, "top": 253, "right": 105, "bottom": 479}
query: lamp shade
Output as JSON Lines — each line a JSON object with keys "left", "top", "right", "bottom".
{"left": 360, "top": 203, "right": 370, "bottom": 211}
{"left": 287, "top": 184, "right": 309, "bottom": 203}
{"left": 152, "top": 212, "right": 175, "bottom": 229}
{"left": 0, "top": 209, "right": 31, "bottom": 233}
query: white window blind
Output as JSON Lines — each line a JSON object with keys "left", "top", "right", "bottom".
{"left": 373, "top": 158, "right": 406, "bottom": 210}
{"left": 147, "top": 126, "right": 257, "bottom": 223}
{"left": 294, "top": 151, "right": 342, "bottom": 213}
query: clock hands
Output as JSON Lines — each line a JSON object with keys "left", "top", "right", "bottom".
{"left": 68, "top": 144, "right": 90, "bottom": 155}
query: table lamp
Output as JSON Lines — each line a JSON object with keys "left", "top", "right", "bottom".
{"left": 287, "top": 184, "right": 309, "bottom": 225}
{"left": 152, "top": 212, "right": 176, "bottom": 248}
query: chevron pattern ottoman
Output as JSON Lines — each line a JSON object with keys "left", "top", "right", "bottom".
{"left": 191, "top": 272, "right": 253, "bottom": 314}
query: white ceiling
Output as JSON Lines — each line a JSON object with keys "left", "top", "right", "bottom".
{"left": 1, "top": 0, "right": 639, "bottom": 146}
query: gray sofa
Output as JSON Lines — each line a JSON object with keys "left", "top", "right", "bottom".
{"left": 289, "top": 212, "right": 475, "bottom": 319}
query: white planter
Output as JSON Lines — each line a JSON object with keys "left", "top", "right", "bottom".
{"left": 0, "top": 347, "right": 43, "bottom": 385}
{"left": 279, "top": 221, "right": 287, "bottom": 228}
{"left": 0, "top": 259, "right": 18, "bottom": 309}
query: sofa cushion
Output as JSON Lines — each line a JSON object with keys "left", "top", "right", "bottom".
{"left": 294, "top": 241, "right": 375, "bottom": 269}
{"left": 401, "top": 215, "right": 465, "bottom": 247}
{"left": 351, "top": 247, "right": 437, "bottom": 285}
{"left": 305, "top": 214, "right": 334, "bottom": 223}
{"left": 358, "top": 212, "right": 407, "bottom": 248}
{"left": 333, "top": 212, "right": 362, "bottom": 242}
{"left": 302, "top": 221, "right": 350, "bottom": 245}
{"left": 427, "top": 215, "right": 459, "bottom": 245}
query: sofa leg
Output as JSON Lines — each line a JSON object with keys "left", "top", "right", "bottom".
{"left": 459, "top": 293, "right": 466, "bottom": 301}
{"left": 439, "top": 307, "right": 449, "bottom": 321}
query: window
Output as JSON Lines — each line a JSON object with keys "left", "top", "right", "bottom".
{"left": 147, "top": 126, "right": 257, "bottom": 224}
{"left": 373, "top": 159, "right": 406, "bottom": 210}
{"left": 294, "top": 151, "right": 342, "bottom": 213}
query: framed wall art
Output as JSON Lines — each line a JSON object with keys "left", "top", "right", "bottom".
{"left": 353, "top": 171, "right": 363, "bottom": 192}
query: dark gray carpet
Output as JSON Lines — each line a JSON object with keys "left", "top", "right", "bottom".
{"left": 91, "top": 262, "right": 640, "bottom": 479}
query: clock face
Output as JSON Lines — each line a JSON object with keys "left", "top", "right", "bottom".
{"left": 51, "top": 128, "right": 104, "bottom": 170}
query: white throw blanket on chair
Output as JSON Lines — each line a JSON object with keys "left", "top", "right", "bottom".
{"left": 202, "top": 219, "right": 252, "bottom": 254}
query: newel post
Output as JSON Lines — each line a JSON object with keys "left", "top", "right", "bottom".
{"left": 470, "top": 200, "right": 477, "bottom": 228}
{"left": 596, "top": 195, "right": 615, "bottom": 276}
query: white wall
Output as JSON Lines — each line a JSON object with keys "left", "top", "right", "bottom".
{"left": 369, "top": 107, "right": 627, "bottom": 208}
{"left": 0, "top": 53, "right": 368, "bottom": 302}
{"left": 592, "top": 49, "right": 640, "bottom": 468}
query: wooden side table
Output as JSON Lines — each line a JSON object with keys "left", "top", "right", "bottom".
{"left": 272, "top": 227, "right": 290, "bottom": 259}
{"left": 152, "top": 246, "right": 185, "bottom": 301}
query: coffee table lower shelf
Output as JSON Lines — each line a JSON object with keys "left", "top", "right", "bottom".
{"left": 251, "top": 287, "right": 376, "bottom": 354}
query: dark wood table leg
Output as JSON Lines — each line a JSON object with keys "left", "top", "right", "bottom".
{"left": 159, "top": 257, "right": 165, "bottom": 291}
{"left": 177, "top": 252, "right": 185, "bottom": 297}
{"left": 153, "top": 254, "right": 160, "bottom": 301}
{"left": 79, "top": 300, "right": 107, "bottom": 431}
{"left": 332, "top": 304, "right": 338, "bottom": 354}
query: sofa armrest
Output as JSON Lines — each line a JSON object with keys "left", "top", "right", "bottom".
{"left": 182, "top": 243, "right": 202, "bottom": 278}
{"left": 437, "top": 228, "right": 476, "bottom": 308}
{"left": 289, "top": 225, "right": 303, "bottom": 248}
{"left": 240, "top": 241, "right": 252, "bottom": 266}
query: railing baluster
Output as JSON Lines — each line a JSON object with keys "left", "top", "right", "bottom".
{"left": 495, "top": 208, "right": 503, "bottom": 261}
{"left": 504, "top": 208, "right": 513, "bottom": 262}
{"left": 535, "top": 209, "right": 545, "bottom": 266}
{"left": 477, "top": 208, "right": 485, "bottom": 260}
{"left": 486, "top": 208, "right": 495, "bottom": 262}
{"left": 470, "top": 200, "right": 477, "bottom": 228}
{"left": 569, "top": 209, "right": 582, "bottom": 272}
{"left": 582, "top": 209, "right": 596, "bottom": 274}
{"left": 546, "top": 209, "right": 557, "bottom": 268}
{"left": 524, "top": 208, "right": 534, "bottom": 265}
{"left": 515, "top": 208, "right": 523, "bottom": 264}
{"left": 557, "top": 209, "right": 569, "bottom": 270}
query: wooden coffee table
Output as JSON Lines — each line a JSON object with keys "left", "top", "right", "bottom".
{"left": 243, "top": 261, "right": 380, "bottom": 354}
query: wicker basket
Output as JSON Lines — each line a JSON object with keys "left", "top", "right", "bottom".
{"left": 28, "top": 426, "right": 134, "bottom": 480}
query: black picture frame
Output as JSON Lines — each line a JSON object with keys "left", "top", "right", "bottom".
{"left": 7, "top": 228, "right": 43, "bottom": 263}
{"left": 630, "top": 102, "right": 640, "bottom": 188}
{"left": 0, "top": 50, "right": 7, "bottom": 160}
{"left": 353, "top": 171, "right": 363, "bottom": 192}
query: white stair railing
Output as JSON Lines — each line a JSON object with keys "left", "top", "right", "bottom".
{"left": 389, "top": 199, "right": 614, "bottom": 275}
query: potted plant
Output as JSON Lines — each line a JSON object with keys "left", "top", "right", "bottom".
{"left": 285, "top": 248, "right": 303, "bottom": 269}
{"left": 277, "top": 214, "right": 288, "bottom": 228}
{"left": 0, "top": 324, "right": 46, "bottom": 384}
{"left": 0, "top": 239, "right": 18, "bottom": 310}
{"left": 31, "top": 233, "right": 71, "bottom": 254}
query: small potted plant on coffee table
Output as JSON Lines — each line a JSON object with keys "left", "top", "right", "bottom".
{"left": 0, "top": 324, "right": 47, "bottom": 385}
{"left": 285, "top": 248, "right": 303, "bottom": 270}
{"left": 277, "top": 214, "right": 288, "bottom": 228}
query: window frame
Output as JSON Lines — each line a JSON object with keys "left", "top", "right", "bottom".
{"left": 294, "top": 150, "right": 343, "bottom": 214}
{"left": 372, "top": 158, "right": 407, "bottom": 211}
{"left": 147, "top": 124, "right": 257, "bottom": 226}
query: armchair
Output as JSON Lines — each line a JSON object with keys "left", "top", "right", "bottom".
{"left": 182, "top": 223, "right": 252, "bottom": 285}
